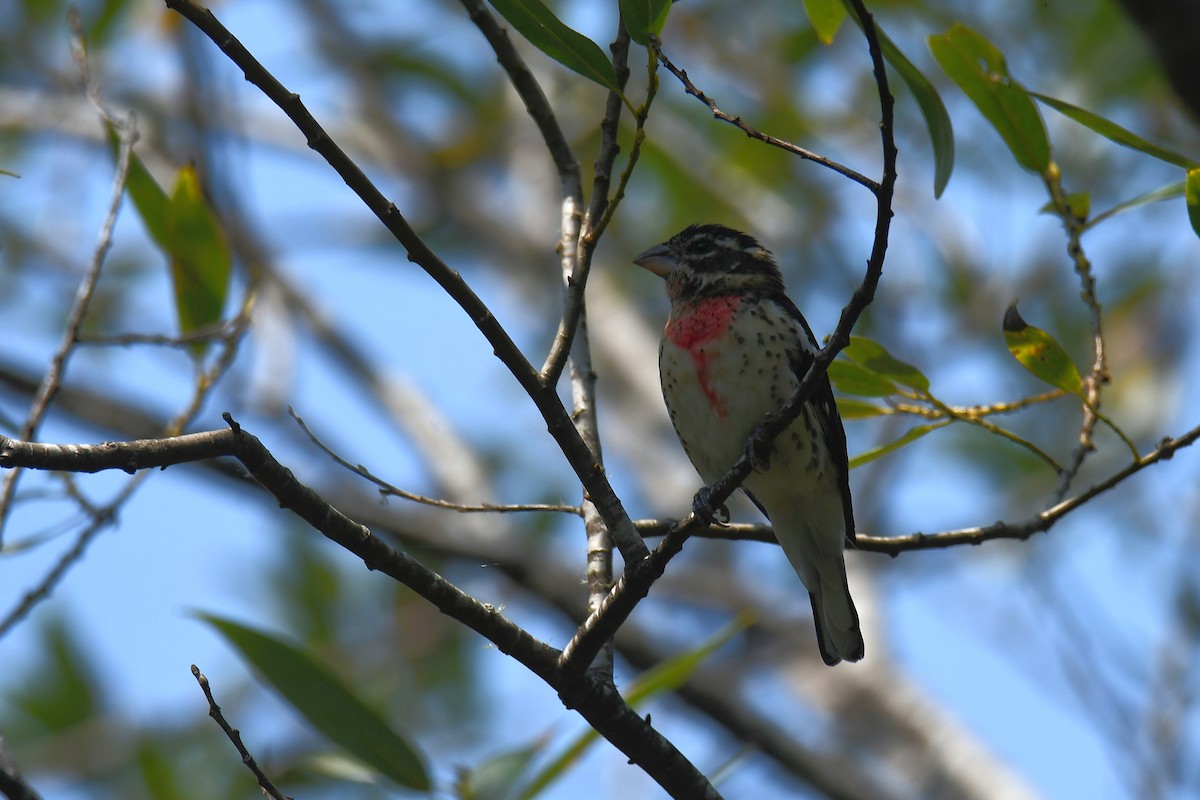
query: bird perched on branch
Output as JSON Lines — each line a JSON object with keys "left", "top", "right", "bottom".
{"left": 634, "top": 224, "right": 863, "bottom": 665}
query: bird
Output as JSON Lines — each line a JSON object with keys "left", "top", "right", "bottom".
{"left": 633, "top": 223, "right": 863, "bottom": 665}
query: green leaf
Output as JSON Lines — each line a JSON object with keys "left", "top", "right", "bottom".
{"left": 488, "top": 0, "right": 621, "bottom": 92}
{"left": 836, "top": 398, "right": 890, "bottom": 419}
{"left": 0, "top": 168, "right": 19, "bottom": 178}
{"left": 519, "top": 614, "right": 750, "bottom": 799}
{"left": 1085, "top": 180, "right": 1185, "bottom": 230}
{"left": 620, "top": 0, "right": 671, "bottom": 47}
{"left": 164, "top": 165, "right": 231, "bottom": 355}
{"left": 827, "top": 361, "right": 898, "bottom": 397}
{"left": 929, "top": 23, "right": 1050, "bottom": 174}
{"left": 848, "top": 422, "right": 946, "bottom": 468}
{"left": 108, "top": 125, "right": 169, "bottom": 245}
{"left": 1028, "top": 91, "right": 1198, "bottom": 169}
{"left": 842, "top": 336, "right": 929, "bottom": 392}
{"left": 803, "top": 0, "right": 846, "bottom": 45}
{"left": 1038, "top": 191, "right": 1090, "bottom": 221}
{"left": 198, "top": 614, "right": 431, "bottom": 791}
{"left": 1002, "top": 303, "right": 1083, "bottom": 394}
{"left": 839, "top": 5, "right": 954, "bottom": 196}
{"left": 1187, "top": 168, "right": 1200, "bottom": 240}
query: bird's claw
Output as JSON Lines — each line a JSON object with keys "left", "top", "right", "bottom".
{"left": 747, "top": 414, "right": 776, "bottom": 471}
{"left": 691, "top": 486, "right": 730, "bottom": 525}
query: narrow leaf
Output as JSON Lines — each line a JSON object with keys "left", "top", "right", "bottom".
{"left": 803, "top": 0, "right": 846, "bottom": 45}
{"left": 1085, "top": 180, "right": 1185, "bottom": 230}
{"left": 827, "top": 361, "right": 898, "bottom": 397}
{"left": 1002, "top": 303, "right": 1083, "bottom": 394}
{"left": 107, "top": 125, "right": 169, "bottom": 245}
{"left": 929, "top": 23, "right": 1050, "bottom": 174}
{"left": 519, "top": 614, "right": 750, "bottom": 799}
{"left": 620, "top": 0, "right": 671, "bottom": 47}
{"left": 848, "top": 422, "right": 946, "bottom": 468}
{"left": 843, "top": 336, "right": 929, "bottom": 392}
{"left": 488, "top": 0, "right": 620, "bottom": 92}
{"left": 1187, "top": 168, "right": 1200, "bottom": 240}
{"left": 1029, "top": 91, "right": 1198, "bottom": 169}
{"left": 198, "top": 614, "right": 431, "bottom": 790}
{"left": 839, "top": 4, "right": 954, "bottom": 196}
{"left": 164, "top": 165, "right": 231, "bottom": 355}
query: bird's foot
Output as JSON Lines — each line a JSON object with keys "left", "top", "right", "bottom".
{"left": 747, "top": 413, "right": 776, "bottom": 471}
{"left": 691, "top": 486, "right": 730, "bottom": 525}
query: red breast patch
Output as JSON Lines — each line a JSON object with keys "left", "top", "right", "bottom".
{"left": 665, "top": 295, "right": 742, "bottom": 419}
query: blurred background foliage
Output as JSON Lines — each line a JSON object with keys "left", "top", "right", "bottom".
{"left": 1, "top": 0, "right": 1199, "bottom": 798}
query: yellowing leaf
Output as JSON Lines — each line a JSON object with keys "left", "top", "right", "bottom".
{"left": 165, "top": 165, "right": 231, "bottom": 356}
{"left": 804, "top": 0, "right": 846, "bottom": 45}
{"left": 1002, "top": 302, "right": 1082, "bottom": 394}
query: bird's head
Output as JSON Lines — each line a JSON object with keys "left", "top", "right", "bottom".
{"left": 633, "top": 224, "right": 785, "bottom": 301}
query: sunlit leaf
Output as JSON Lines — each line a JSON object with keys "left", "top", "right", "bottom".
{"left": 929, "top": 23, "right": 1050, "bottom": 174}
{"left": 198, "top": 614, "right": 431, "bottom": 790}
{"left": 519, "top": 614, "right": 750, "bottom": 799}
{"left": 1002, "top": 303, "right": 1083, "bottom": 394}
{"left": 848, "top": 422, "right": 946, "bottom": 468}
{"left": 620, "top": 0, "right": 671, "bottom": 47}
{"left": 165, "top": 165, "right": 231, "bottom": 355}
{"left": 803, "top": 0, "right": 846, "bottom": 45}
{"left": 487, "top": 0, "right": 621, "bottom": 93}
{"left": 827, "top": 361, "right": 898, "bottom": 397}
{"left": 1028, "top": 91, "right": 1198, "bottom": 169}
{"left": 1187, "top": 168, "right": 1200, "bottom": 240}
{"left": 843, "top": 336, "right": 929, "bottom": 392}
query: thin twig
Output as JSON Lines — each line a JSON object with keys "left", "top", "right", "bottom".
{"left": 1044, "top": 164, "right": 1108, "bottom": 500}
{"left": 191, "top": 665, "right": 292, "bottom": 800}
{"left": 650, "top": 36, "right": 880, "bottom": 193}
{"left": 289, "top": 408, "right": 581, "bottom": 515}
{"left": 0, "top": 107, "right": 136, "bottom": 542}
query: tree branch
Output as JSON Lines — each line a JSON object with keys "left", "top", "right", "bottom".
{"left": 0, "top": 420, "right": 721, "bottom": 799}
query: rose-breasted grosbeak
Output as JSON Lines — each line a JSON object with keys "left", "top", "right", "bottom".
{"left": 634, "top": 224, "right": 863, "bottom": 666}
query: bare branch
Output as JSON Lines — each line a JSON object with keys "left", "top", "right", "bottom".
{"left": 650, "top": 36, "right": 880, "bottom": 193}
{"left": 191, "top": 665, "right": 292, "bottom": 800}
{"left": 290, "top": 408, "right": 581, "bottom": 515}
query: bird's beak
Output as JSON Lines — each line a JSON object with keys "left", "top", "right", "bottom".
{"left": 632, "top": 243, "right": 677, "bottom": 278}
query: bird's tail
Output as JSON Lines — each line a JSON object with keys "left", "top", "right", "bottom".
{"left": 808, "top": 562, "right": 864, "bottom": 666}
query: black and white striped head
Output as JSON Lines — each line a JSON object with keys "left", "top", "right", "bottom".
{"left": 633, "top": 224, "right": 785, "bottom": 301}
